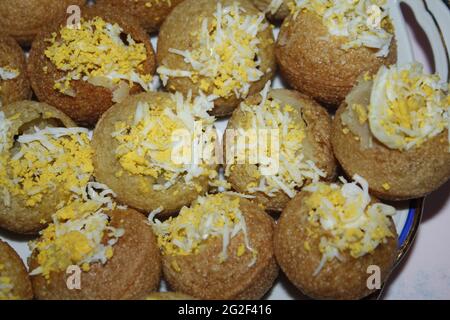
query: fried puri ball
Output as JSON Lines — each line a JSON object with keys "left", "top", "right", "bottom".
{"left": 276, "top": 2, "right": 397, "bottom": 106}
{"left": 149, "top": 193, "right": 279, "bottom": 300}
{"left": 274, "top": 177, "right": 398, "bottom": 300}
{"left": 0, "top": 240, "right": 33, "bottom": 300}
{"left": 92, "top": 92, "right": 219, "bottom": 216}
{"left": 332, "top": 63, "right": 450, "bottom": 200}
{"left": 0, "top": 36, "right": 31, "bottom": 107}
{"left": 157, "top": 0, "right": 276, "bottom": 117}
{"left": 28, "top": 7, "right": 156, "bottom": 126}
{"left": 142, "top": 292, "right": 194, "bottom": 300}
{"left": 0, "top": 101, "right": 84, "bottom": 235}
{"left": 225, "top": 88, "right": 337, "bottom": 212}
{"left": 29, "top": 208, "right": 162, "bottom": 300}
{"left": 0, "top": 0, "right": 86, "bottom": 46}
{"left": 95, "top": 0, "right": 184, "bottom": 33}
{"left": 251, "top": 0, "right": 291, "bottom": 21}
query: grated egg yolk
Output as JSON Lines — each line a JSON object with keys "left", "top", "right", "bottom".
{"left": 44, "top": 17, "right": 154, "bottom": 98}
{"left": 0, "top": 126, "right": 93, "bottom": 208}
{"left": 29, "top": 196, "right": 124, "bottom": 280}
{"left": 113, "top": 92, "right": 218, "bottom": 191}
{"left": 289, "top": 0, "right": 393, "bottom": 57}
{"left": 0, "top": 264, "right": 17, "bottom": 300}
{"left": 157, "top": 2, "right": 269, "bottom": 99}
{"left": 149, "top": 193, "right": 256, "bottom": 265}
{"left": 303, "top": 175, "right": 396, "bottom": 275}
{"left": 368, "top": 63, "right": 450, "bottom": 151}
{"left": 225, "top": 82, "right": 326, "bottom": 198}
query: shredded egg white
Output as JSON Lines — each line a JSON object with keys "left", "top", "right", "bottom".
{"left": 44, "top": 17, "right": 155, "bottom": 101}
{"left": 303, "top": 175, "right": 396, "bottom": 276}
{"left": 0, "top": 125, "right": 93, "bottom": 208}
{"left": 157, "top": 2, "right": 269, "bottom": 99}
{"left": 226, "top": 82, "right": 326, "bottom": 199}
{"left": 0, "top": 66, "right": 20, "bottom": 107}
{"left": 289, "top": 0, "right": 393, "bottom": 57}
{"left": 113, "top": 91, "right": 218, "bottom": 192}
{"left": 148, "top": 193, "right": 256, "bottom": 266}
{"left": 368, "top": 63, "right": 450, "bottom": 151}
{"left": 29, "top": 182, "right": 124, "bottom": 279}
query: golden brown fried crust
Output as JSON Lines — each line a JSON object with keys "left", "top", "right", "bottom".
{"left": 29, "top": 208, "right": 162, "bottom": 300}
{"left": 274, "top": 191, "right": 398, "bottom": 300}
{"left": 0, "top": 101, "right": 77, "bottom": 235}
{"left": 0, "top": 240, "right": 33, "bottom": 300}
{"left": 92, "top": 92, "right": 217, "bottom": 216}
{"left": 162, "top": 197, "right": 279, "bottom": 300}
{"left": 95, "top": 0, "right": 184, "bottom": 33}
{"left": 332, "top": 103, "right": 450, "bottom": 201}
{"left": 141, "top": 291, "right": 194, "bottom": 300}
{"left": 157, "top": 0, "right": 276, "bottom": 117}
{"left": 0, "top": 0, "right": 86, "bottom": 46}
{"left": 275, "top": 12, "right": 397, "bottom": 107}
{"left": 0, "top": 36, "right": 32, "bottom": 105}
{"left": 28, "top": 6, "right": 156, "bottom": 127}
{"left": 251, "top": 0, "right": 291, "bottom": 21}
{"left": 225, "top": 89, "right": 337, "bottom": 212}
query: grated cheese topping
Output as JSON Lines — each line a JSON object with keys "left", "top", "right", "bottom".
{"left": 368, "top": 63, "right": 450, "bottom": 150}
{"left": 29, "top": 182, "right": 124, "bottom": 279}
{"left": 289, "top": 0, "right": 393, "bottom": 57}
{"left": 44, "top": 17, "right": 154, "bottom": 101}
{"left": 226, "top": 82, "right": 326, "bottom": 198}
{"left": 113, "top": 92, "right": 218, "bottom": 192}
{"left": 157, "top": 2, "right": 269, "bottom": 99}
{"left": 148, "top": 193, "right": 256, "bottom": 265}
{"left": 0, "top": 125, "right": 93, "bottom": 208}
{"left": 303, "top": 175, "right": 396, "bottom": 276}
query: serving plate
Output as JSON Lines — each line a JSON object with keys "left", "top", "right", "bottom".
{"left": 1, "top": 0, "right": 448, "bottom": 300}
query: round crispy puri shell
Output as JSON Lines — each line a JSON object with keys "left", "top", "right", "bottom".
{"left": 0, "top": 240, "right": 33, "bottom": 300}
{"left": 95, "top": 0, "right": 184, "bottom": 33}
{"left": 332, "top": 102, "right": 450, "bottom": 201}
{"left": 29, "top": 208, "right": 162, "bottom": 300}
{"left": 92, "top": 92, "right": 217, "bottom": 216}
{"left": 157, "top": 0, "right": 276, "bottom": 117}
{"left": 276, "top": 11, "right": 397, "bottom": 106}
{"left": 0, "top": 101, "right": 78, "bottom": 234}
{"left": 0, "top": 36, "right": 32, "bottom": 106}
{"left": 274, "top": 191, "right": 398, "bottom": 300}
{"left": 251, "top": 0, "right": 291, "bottom": 21}
{"left": 0, "top": 0, "right": 86, "bottom": 46}
{"left": 225, "top": 89, "right": 337, "bottom": 212}
{"left": 28, "top": 6, "right": 156, "bottom": 126}
{"left": 162, "top": 197, "right": 279, "bottom": 300}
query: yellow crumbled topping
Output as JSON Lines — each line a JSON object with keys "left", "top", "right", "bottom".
{"left": 29, "top": 185, "right": 125, "bottom": 280}
{"left": 369, "top": 63, "right": 450, "bottom": 151}
{"left": 113, "top": 92, "right": 218, "bottom": 191}
{"left": 149, "top": 194, "right": 256, "bottom": 265}
{"left": 157, "top": 2, "right": 269, "bottom": 99}
{"left": 225, "top": 82, "right": 326, "bottom": 198}
{"left": 303, "top": 175, "right": 396, "bottom": 276}
{"left": 0, "top": 264, "right": 17, "bottom": 300}
{"left": 382, "top": 182, "right": 391, "bottom": 190}
{"left": 289, "top": 0, "right": 393, "bottom": 57}
{"left": 0, "top": 125, "right": 93, "bottom": 208}
{"left": 44, "top": 17, "right": 154, "bottom": 98}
